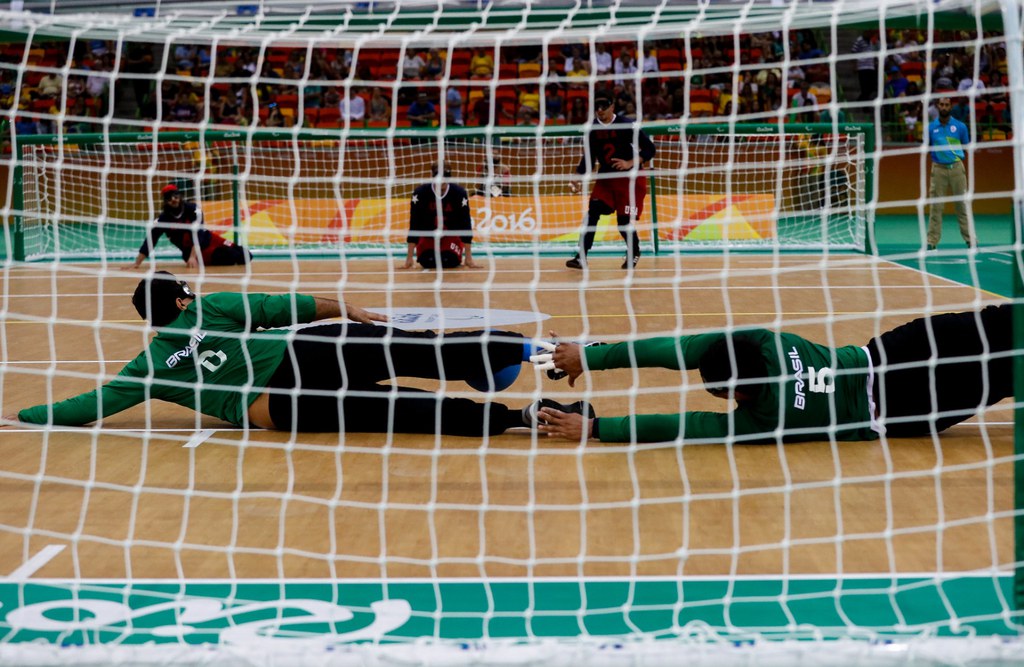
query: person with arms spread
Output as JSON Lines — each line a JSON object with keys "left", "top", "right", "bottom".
{"left": 6, "top": 273, "right": 593, "bottom": 436}
{"left": 126, "top": 184, "right": 251, "bottom": 270}
{"left": 532, "top": 305, "right": 1013, "bottom": 443}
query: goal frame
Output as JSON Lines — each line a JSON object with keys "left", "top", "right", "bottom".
{"left": 8, "top": 121, "right": 875, "bottom": 262}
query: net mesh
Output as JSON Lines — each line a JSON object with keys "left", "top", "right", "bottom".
{"left": 0, "top": 0, "right": 1022, "bottom": 664}
{"left": 20, "top": 129, "right": 867, "bottom": 259}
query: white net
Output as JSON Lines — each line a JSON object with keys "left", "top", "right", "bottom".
{"left": 1, "top": 0, "right": 1023, "bottom": 664}
{"left": 19, "top": 128, "right": 868, "bottom": 260}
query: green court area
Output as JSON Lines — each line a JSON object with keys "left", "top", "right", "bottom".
{"left": 875, "top": 213, "right": 1016, "bottom": 298}
{"left": 0, "top": 576, "right": 1018, "bottom": 648}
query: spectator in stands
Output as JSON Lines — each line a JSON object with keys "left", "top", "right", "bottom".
{"left": 86, "top": 55, "right": 112, "bottom": 104}
{"left": 720, "top": 82, "right": 739, "bottom": 116}
{"left": 956, "top": 69, "right": 985, "bottom": 94}
{"left": 171, "top": 90, "right": 198, "bottom": 123}
{"left": 213, "top": 90, "right": 242, "bottom": 125}
{"left": 37, "top": 71, "right": 62, "bottom": 98}
{"left": 518, "top": 84, "right": 540, "bottom": 117}
{"left": 568, "top": 97, "right": 588, "bottom": 125}
{"left": 407, "top": 91, "right": 437, "bottom": 127}
{"left": 561, "top": 56, "right": 587, "bottom": 88}
{"left": 322, "top": 86, "right": 341, "bottom": 109}
{"left": 564, "top": 45, "right": 586, "bottom": 77}
{"left": 402, "top": 50, "right": 425, "bottom": 80}
{"left": 950, "top": 96, "right": 971, "bottom": 123}
{"left": 985, "top": 71, "right": 1007, "bottom": 105}
{"left": 468, "top": 96, "right": 490, "bottom": 126}
{"left": 791, "top": 80, "right": 819, "bottom": 122}
{"left": 369, "top": 87, "right": 390, "bottom": 122}
{"left": 786, "top": 63, "right": 806, "bottom": 84}
{"left": 798, "top": 41, "right": 824, "bottom": 61}
{"left": 284, "top": 50, "right": 305, "bottom": 78}
{"left": 737, "top": 82, "right": 757, "bottom": 116}
{"left": 642, "top": 47, "right": 659, "bottom": 74}
{"left": 174, "top": 43, "right": 197, "bottom": 72}
{"left": 759, "top": 71, "right": 782, "bottom": 113}
{"left": 544, "top": 85, "right": 564, "bottom": 120}
{"left": 934, "top": 54, "right": 957, "bottom": 90}
{"left": 265, "top": 103, "right": 287, "bottom": 127}
{"left": 0, "top": 83, "right": 14, "bottom": 111}
{"left": 515, "top": 106, "right": 538, "bottom": 126}
{"left": 613, "top": 49, "right": 637, "bottom": 86}
{"left": 641, "top": 83, "right": 670, "bottom": 120}
{"left": 594, "top": 43, "right": 612, "bottom": 76}
{"left": 424, "top": 49, "right": 444, "bottom": 80}
{"left": 341, "top": 87, "right": 366, "bottom": 124}
{"left": 470, "top": 48, "right": 493, "bottom": 79}
{"left": 622, "top": 101, "right": 638, "bottom": 121}
{"left": 64, "top": 96, "right": 94, "bottom": 134}
{"left": 446, "top": 87, "right": 464, "bottom": 126}
{"left": 123, "top": 42, "right": 155, "bottom": 109}
{"left": 850, "top": 30, "right": 879, "bottom": 102}
{"left": 14, "top": 106, "right": 38, "bottom": 135}
{"left": 884, "top": 66, "right": 910, "bottom": 98}
{"left": 903, "top": 100, "right": 924, "bottom": 141}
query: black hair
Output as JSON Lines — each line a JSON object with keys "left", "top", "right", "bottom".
{"left": 431, "top": 162, "right": 452, "bottom": 178}
{"left": 594, "top": 89, "right": 613, "bottom": 105}
{"left": 698, "top": 335, "right": 768, "bottom": 399}
{"left": 132, "top": 271, "right": 193, "bottom": 327}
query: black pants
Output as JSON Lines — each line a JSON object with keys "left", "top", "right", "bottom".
{"left": 265, "top": 324, "right": 524, "bottom": 436}
{"left": 579, "top": 200, "right": 640, "bottom": 258}
{"left": 866, "top": 305, "right": 1013, "bottom": 437}
{"left": 857, "top": 68, "right": 878, "bottom": 102}
{"left": 208, "top": 244, "right": 251, "bottom": 266}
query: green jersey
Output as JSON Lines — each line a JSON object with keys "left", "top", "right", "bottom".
{"left": 586, "top": 329, "right": 876, "bottom": 444}
{"left": 19, "top": 293, "right": 318, "bottom": 427}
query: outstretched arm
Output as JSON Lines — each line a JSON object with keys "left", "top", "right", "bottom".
{"left": 311, "top": 296, "right": 387, "bottom": 325}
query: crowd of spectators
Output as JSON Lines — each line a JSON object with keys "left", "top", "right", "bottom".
{"left": 0, "top": 28, "right": 1012, "bottom": 146}
{"left": 865, "top": 29, "right": 1012, "bottom": 142}
{"left": 0, "top": 39, "right": 130, "bottom": 137}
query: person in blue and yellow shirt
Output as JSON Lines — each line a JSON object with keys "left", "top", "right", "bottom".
{"left": 926, "top": 96, "right": 975, "bottom": 250}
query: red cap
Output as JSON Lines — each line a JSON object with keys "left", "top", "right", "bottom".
{"left": 161, "top": 184, "right": 179, "bottom": 196}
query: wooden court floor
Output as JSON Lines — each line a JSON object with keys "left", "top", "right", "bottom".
{"left": 0, "top": 255, "right": 1013, "bottom": 581}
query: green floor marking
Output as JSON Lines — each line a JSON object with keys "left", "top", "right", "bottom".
{"left": 1, "top": 577, "right": 1020, "bottom": 648}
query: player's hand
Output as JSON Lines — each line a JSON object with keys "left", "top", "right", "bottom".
{"left": 1, "top": 414, "right": 18, "bottom": 427}
{"left": 463, "top": 259, "right": 483, "bottom": 269}
{"left": 186, "top": 256, "right": 199, "bottom": 269}
{"left": 610, "top": 158, "right": 634, "bottom": 171}
{"left": 568, "top": 179, "right": 582, "bottom": 195}
{"left": 400, "top": 258, "right": 415, "bottom": 270}
{"left": 121, "top": 264, "right": 140, "bottom": 271}
{"left": 550, "top": 333, "right": 585, "bottom": 387}
{"left": 346, "top": 304, "right": 388, "bottom": 324}
{"left": 537, "top": 408, "right": 593, "bottom": 441}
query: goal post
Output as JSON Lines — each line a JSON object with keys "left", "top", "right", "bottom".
{"left": 11, "top": 122, "right": 873, "bottom": 262}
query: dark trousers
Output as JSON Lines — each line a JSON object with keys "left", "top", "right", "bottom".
{"left": 857, "top": 68, "right": 878, "bottom": 102}
{"left": 265, "top": 324, "right": 524, "bottom": 435}
{"left": 866, "top": 305, "right": 1013, "bottom": 436}
{"left": 208, "top": 244, "right": 251, "bottom": 266}
{"left": 579, "top": 201, "right": 640, "bottom": 258}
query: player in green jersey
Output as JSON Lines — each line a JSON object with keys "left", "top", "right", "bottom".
{"left": 6, "top": 272, "right": 592, "bottom": 436}
{"left": 531, "top": 304, "right": 1013, "bottom": 443}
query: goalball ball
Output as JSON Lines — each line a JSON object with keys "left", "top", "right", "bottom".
{"left": 466, "top": 364, "right": 521, "bottom": 392}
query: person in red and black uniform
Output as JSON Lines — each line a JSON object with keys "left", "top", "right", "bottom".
{"left": 126, "top": 184, "right": 251, "bottom": 270}
{"left": 567, "top": 89, "right": 656, "bottom": 271}
{"left": 402, "top": 163, "right": 481, "bottom": 270}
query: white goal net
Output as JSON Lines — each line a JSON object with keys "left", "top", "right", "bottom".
{"left": 0, "top": 0, "right": 1022, "bottom": 665}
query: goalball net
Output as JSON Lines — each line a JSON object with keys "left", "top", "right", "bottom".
{"left": 1, "top": 0, "right": 1023, "bottom": 664}
{"left": 14, "top": 124, "right": 870, "bottom": 262}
